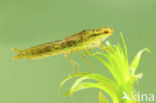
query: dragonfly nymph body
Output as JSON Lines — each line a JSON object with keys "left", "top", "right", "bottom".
{"left": 12, "top": 27, "right": 113, "bottom": 73}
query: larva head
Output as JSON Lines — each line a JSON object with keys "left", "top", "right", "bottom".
{"left": 83, "top": 27, "right": 113, "bottom": 41}
{"left": 96, "top": 27, "right": 114, "bottom": 37}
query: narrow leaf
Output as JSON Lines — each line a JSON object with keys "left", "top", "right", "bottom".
{"left": 130, "top": 48, "right": 150, "bottom": 74}
{"left": 120, "top": 32, "right": 128, "bottom": 61}
{"left": 66, "top": 82, "right": 119, "bottom": 103}
{"left": 58, "top": 73, "right": 89, "bottom": 95}
{"left": 99, "top": 91, "right": 110, "bottom": 103}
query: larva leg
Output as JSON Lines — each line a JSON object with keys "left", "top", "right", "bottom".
{"left": 98, "top": 41, "right": 110, "bottom": 52}
{"left": 98, "top": 40, "right": 106, "bottom": 51}
{"left": 99, "top": 44, "right": 112, "bottom": 52}
{"left": 82, "top": 47, "right": 94, "bottom": 73}
{"left": 64, "top": 53, "right": 80, "bottom": 74}
{"left": 99, "top": 44, "right": 105, "bottom": 51}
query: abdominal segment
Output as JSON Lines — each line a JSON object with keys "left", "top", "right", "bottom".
{"left": 13, "top": 40, "right": 84, "bottom": 60}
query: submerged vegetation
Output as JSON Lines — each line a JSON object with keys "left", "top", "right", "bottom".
{"left": 59, "top": 34, "right": 150, "bottom": 103}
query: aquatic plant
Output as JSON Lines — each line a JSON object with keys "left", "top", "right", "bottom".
{"left": 59, "top": 33, "right": 150, "bottom": 103}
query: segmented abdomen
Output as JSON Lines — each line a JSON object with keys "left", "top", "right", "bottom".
{"left": 12, "top": 40, "right": 86, "bottom": 60}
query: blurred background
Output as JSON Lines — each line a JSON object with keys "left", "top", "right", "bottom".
{"left": 0, "top": 0, "right": 156, "bottom": 103}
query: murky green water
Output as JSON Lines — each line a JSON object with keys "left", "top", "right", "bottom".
{"left": 0, "top": 0, "right": 156, "bottom": 103}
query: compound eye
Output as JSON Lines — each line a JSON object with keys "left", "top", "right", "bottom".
{"left": 104, "top": 30, "right": 109, "bottom": 34}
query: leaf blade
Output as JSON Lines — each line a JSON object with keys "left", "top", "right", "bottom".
{"left": 130, "top": 48, "right": 150, "bottom": 74}
{"left": 99, "top": 91, "right": 110, "bottom": 103}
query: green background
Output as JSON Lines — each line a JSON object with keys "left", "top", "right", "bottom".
{"left": 0, "top": 0, "right": 156, "bottom": 103}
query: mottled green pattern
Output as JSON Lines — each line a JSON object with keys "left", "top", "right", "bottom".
{"left": 12, "top": 28, "right": 113, "bottom": 60}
